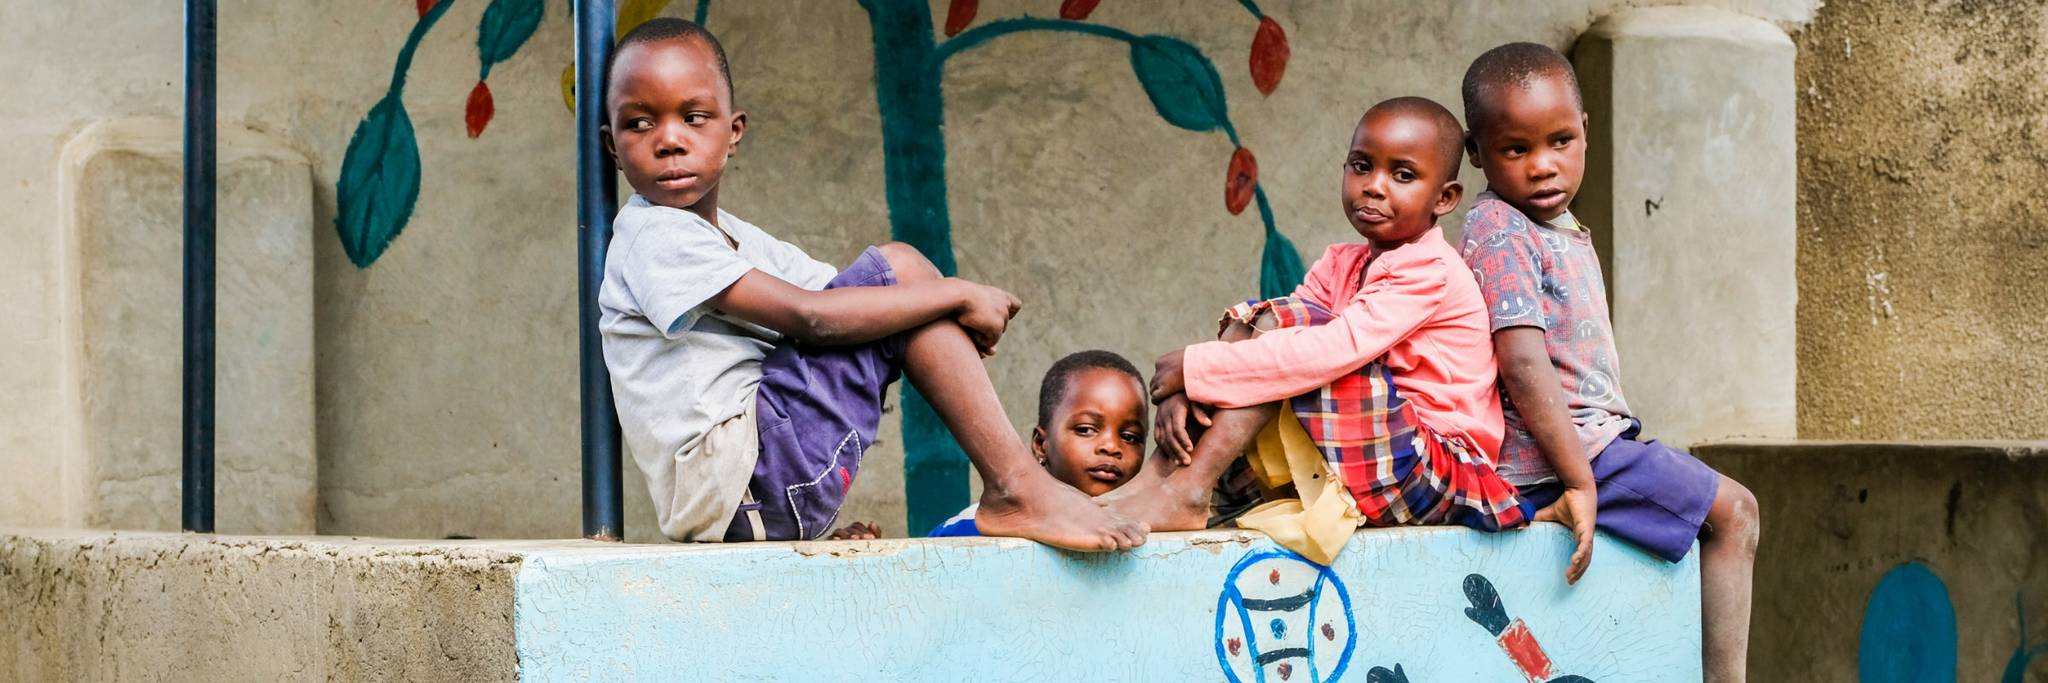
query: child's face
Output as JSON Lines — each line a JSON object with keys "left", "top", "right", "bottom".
{"left": 602, "top": 38, "right": 745, "bottom": 220}
{"left": 1342, "top": 110, "right": 1462, "bottom": 249}
{"left": 1032, "top": 369, "right": 1147, "bottom": 498}
{"left": 1469, "top": 74, "right": 1586, "bottom": 223}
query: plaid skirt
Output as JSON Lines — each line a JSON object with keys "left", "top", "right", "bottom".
{"left": 1211, "top": 297, "right": 1530, "bottom": 532}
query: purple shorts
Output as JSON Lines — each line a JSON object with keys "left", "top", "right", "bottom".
{"left": 724, "top": 247, "right": 907, "bottom": 541}
{"left": 1516, "top": 423, "right": 1722, "bottom": 563}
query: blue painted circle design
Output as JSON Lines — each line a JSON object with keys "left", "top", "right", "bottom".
{"left": 1214, "top": 547, "right": 1356, "bottom": 683}
{"left": 1858, "top": 561, "right": 1957, "bottom": 683}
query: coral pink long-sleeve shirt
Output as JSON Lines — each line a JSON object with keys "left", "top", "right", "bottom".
{"left": 1184, "top": 228, "right": 1505, "bottom": 456}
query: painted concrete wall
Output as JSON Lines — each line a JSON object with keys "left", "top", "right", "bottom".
{"left": 1695, "top": 441, "right": 2048, "bottom": 681}
{"left": 1575, "top": 7, "right": 1798, "bottom": 447}
{"left": 1793, "top": 0, "right": 2048, "bottom": 440}
{"left": 1, "top": 526, "right": 1702, "bottom": 681}
{"left": 0, "top": 0, "right": 1819, "bottom": 540}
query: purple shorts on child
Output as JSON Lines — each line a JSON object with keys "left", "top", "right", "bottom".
{"left": 1515, "top": 423, "right": 1722, "bottom": 563}
{"left": 723, "top": 246, "right": 905, "bottom": 541}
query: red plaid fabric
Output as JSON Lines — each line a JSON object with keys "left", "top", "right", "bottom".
{"left": 1221, "top": 297, "right": 1529, "bottom": 532}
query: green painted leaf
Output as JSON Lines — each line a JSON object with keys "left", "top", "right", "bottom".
{"left": 477, "top": 0, "right": 544, "bottom": 80}
{"left": 335, "top": 94, "right": 422, "bottom": 268}
{"left": 1128, "top": 35, "right": 1229, "bottom": 133}
{"left": 1255, "top": 189, "right": 1305, "bottom": 299}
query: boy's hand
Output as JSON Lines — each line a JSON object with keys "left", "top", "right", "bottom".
{"left": 1154, "top": 392, "right": 1213, "bottom": 466}
{"left": 1150, "top": 348, "right": 1188, "bottom": 401}
{"left": 1533, "top": 485, "right": 1596, "bottom": 584}
{"left": 828, "top": 521, "right": 882, "bottom": 540}
{"left": 954, "top": 280, "right": 1022, "bottom": 357}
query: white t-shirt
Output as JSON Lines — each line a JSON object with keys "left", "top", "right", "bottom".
{"left": 598, "top": 196, "right": 837, "bottom": 541}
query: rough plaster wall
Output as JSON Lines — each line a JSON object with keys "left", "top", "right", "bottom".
{"left": 67, "top": 123, "right": 318, "bottom": 534}
{"left": 1796, "top": 0, "right": 2048, "bottom": 439}
{"left": 0, "top": 531, "right": 520, "bottom": 681}
{"left": 1695, "top": 442, "right": 2048, "bottom": 681}
{"left": 0, "top": 0, "right": 1817, "bottom": 540}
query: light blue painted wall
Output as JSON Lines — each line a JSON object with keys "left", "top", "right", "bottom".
{"left": 513, "top": 528, "right": 1700, "bottom": 681}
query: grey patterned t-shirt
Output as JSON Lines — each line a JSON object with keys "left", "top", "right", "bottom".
{"left": 1458, "top": 192, "right": 1634, "bottom": 486}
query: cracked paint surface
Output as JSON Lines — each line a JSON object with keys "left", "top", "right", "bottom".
{"left": 511, "top": 528, "right": 1701, "bottom": 681}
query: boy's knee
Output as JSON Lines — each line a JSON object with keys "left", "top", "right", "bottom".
{"left": 1220, "top": 319, "right": 1258, "bottom": 342}
{"left": 1219, "top": 311, "right": 1278, "bottom": 342}
{"left": 875, "top": 242, "right": 939, "bottom": 283}
{"left": 1711, "top": 477, "right": 1761, "bottom": 557}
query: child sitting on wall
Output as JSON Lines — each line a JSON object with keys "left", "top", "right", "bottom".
{"left": 924, "top": 351, "right": 1149, "bottom": 537}
{"left": 1105, "top": 97, "right": 1532, "bottom": 563}
{"left": 1454, "top": 42, "right": 1761, "bottom": 681}
{"left": 596, "top": 18, "right": 1146, "bottom": 551}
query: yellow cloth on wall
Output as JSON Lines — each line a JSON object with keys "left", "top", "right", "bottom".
{"left": 1233, "top": 411, "right": 1361, "bottom": 565}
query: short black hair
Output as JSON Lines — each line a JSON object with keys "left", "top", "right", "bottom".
{"left": 1460, "top": 42, "right": 1582, "bottom": 141}
{"left": 1036, "top": 350, "right": 1145, "bottom": 429}
{"left": 1366, "top": 96, "right": 1465, "bottom": 177}
{"left": 604, "top": 17, "right": 733, "bottom": 112}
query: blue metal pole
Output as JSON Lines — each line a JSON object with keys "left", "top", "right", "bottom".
{"left": 575, "top": 0, "right": 623, "bottom": 541}
{"left": 182, "top": 0, "right": 217, "bottom": 534}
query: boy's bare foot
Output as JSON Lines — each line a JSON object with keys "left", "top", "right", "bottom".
{"left": 976, "top": 475, "right": 1149, "bottom": 551}
{"left": 1099, "top": 474, "right": 1212, "bottom": 532}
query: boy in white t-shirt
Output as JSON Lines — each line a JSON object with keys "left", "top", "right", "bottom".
{"left": 596, "top": 18, "right": 1145, "bottom": 550}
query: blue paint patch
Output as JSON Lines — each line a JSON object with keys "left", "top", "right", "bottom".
{"left": 1859, "top": 561, "right": 1957, "bottom": 683}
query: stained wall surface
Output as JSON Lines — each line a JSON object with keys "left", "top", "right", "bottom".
{"left": 1794, "top": 0, "right": 2048, "bottom": 440}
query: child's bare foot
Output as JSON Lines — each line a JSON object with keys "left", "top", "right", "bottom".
{"left": 976, "top": 475, "right": 1149, "bottom": 551}
{"left": 1099, "top": 473, "right": 1213, "bottom": 531}
{"left": 1098, "top": 446, "right": 1212, "bottom": 531}
{"left": 828, "top": 521, "right": 882, "bottom": 540}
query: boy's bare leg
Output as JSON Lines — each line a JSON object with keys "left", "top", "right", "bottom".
{"left": 1102, "top": 401, "right": 1279, "bottom": 531}
{"left": 1103, "top": 317, "right": 1279, "bottom": 531}
{"left": 1700, "top": 474, "right": 1760, "bottom": 682}
{"left": 874, "top": 244, "right": 1148, "bottom": 551}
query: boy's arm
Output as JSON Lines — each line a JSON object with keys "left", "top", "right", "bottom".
{"left": 709, "top": 269, "right": 1020, "bottom": 353}
{"left": 1494, "top": 326, "right": 1597, "bottom": 585}
{"left": 1171, "top": 258, "right": 1449, "bottom": 408}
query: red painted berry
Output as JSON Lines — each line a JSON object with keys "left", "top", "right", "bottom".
{"left": 465, "top": 81, "right": 494, "bottom": 139}
{"left": 416, "top": 0, "right": 437, "bottom": 17}
{"left": 944, "top": 0, "right": 977, "bottom": 37}
{"left": 1228, "top": 637, "right": 1242, "bottom": 656}
{"left": 1268, "top": 567, "right": 1281, "bottom": 585}
{"left": 1322, "top": 623, "right": 1336, "bottom": 641}
{"left": 1226, "top": 147, "right": 1258, "bottom": 215}
{"left": 1277, "top": 662, "right": 1293, "bottom": 680}
{"left": 1250, "top": 16, "right": 1290, "bottom": 96}
{"left": 1060, "top": 0, "right": 1101, "bottom": 20}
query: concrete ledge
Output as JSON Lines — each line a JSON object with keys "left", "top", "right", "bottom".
{"left": 5, "top": 526, "right": 1703, "bottom": 681}
{"left": 1695, "top": 440, "right": 2048, "bottom": 681}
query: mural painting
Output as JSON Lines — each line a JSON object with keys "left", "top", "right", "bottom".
{"left": 1209, "top": 546, "right": 1604, "bottom": 683}
{"left": 1216, "top": 548, "right": 1357, "bottom": 683}
{"left": 1856, "top": 561, "right": 2045, "bottom": 683}
{"left": 856, "top": 0, "right": 1307, "bottom": 532}
{"left": 332, "top": 0, "right": 1307, "bottom": 534}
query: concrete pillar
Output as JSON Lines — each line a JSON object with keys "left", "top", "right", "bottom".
{"left": 1574, "top": 7, "right": 1798, "bottom": 447}
{"left": 55, "top": 119, "right": 317, "bottom": 534}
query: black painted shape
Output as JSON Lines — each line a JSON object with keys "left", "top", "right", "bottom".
{"left": 1547, "top": 677, "right": 1596, "bottom": 683}
{"left": 1462, "top": 573, "right": 1511, "bottom": 636}
{"left": 1366, "top": 663, "right": 1409, "bottom": 683}
{"left": 1253, "top": 647, "right": 1310, "bottom": 666}
{"left": 1240, "top": 588, "right": 1315, "bottom": 612}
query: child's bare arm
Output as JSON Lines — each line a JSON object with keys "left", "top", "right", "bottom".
{"left": 709, "top": 269, "right": 1020, "bottom": 353}
{"left": 1494, "top": 326, "right": 1597, "bottom": 584}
